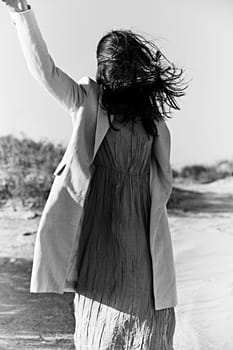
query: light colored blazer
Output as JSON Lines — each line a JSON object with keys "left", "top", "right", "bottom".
{"left": 10, "top": 8, "right": 178, "bottom": 310}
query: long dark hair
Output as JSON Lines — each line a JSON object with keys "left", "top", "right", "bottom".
{"left": 96, "top": 29, "right": 188, "bottom": 138}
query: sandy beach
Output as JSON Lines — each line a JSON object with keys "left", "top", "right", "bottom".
{"left": 172, "top": 211, "right": 233, "bottom": 350}
{"left": 0, "top": 177, "right": 232, "bottom": 349}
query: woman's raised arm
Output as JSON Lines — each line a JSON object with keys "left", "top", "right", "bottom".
{"left": 1, "top": 0, "right": 88, "bottom": 115}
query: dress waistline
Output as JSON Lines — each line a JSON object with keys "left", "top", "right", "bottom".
{"left": 94, "top": 163, "right": 150, "bottom": 177}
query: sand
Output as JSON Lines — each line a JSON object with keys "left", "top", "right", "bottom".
{"left": 171, "top": 211, "right": 233, "bottom": 350}
{"left": 0, "top": 177, "right": 232, "bottom": 349}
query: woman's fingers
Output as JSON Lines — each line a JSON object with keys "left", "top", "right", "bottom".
{"left": 1, "top": 0, "right": 16, "bottom": 6}
{"left": 1, "top": 0, "right": 28, "bottom": 12}
{"left": 1, "top": 0, "right": 18, "bottom": 11}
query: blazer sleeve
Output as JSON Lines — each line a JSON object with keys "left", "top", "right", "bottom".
{"left": 9, "top": 7, "right": 88, "bottom": 114}
{"left": 152, "top": 120, "right": 173, "bottom": 200}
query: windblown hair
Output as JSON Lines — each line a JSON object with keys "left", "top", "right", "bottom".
{"left": 96, "top": 29, "right": 188, "bottom": 138}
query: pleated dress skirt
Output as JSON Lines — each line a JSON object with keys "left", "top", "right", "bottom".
{"left": 73, "top": 117, "right": 176, "bottom": 350}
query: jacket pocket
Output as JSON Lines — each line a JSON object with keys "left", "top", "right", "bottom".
{"left": 53, "top": 162, "right": 67, "bottom": 176}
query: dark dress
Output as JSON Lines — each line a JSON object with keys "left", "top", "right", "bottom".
{"left": 73, "top": 117, "right": 175, "bottom": 350}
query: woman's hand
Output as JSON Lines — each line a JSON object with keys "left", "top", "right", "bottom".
{"left": 1, "top": 0, "right": 29, "bottom": 12}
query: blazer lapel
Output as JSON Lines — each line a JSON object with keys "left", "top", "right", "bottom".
{"left": 91, "top": 97, "right": 114, "bottom": 165}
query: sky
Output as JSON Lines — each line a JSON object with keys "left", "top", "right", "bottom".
{"left": 0, "top": 0, "right": 233, "bottom": 169}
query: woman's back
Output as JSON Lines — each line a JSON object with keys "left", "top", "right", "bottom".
{"left": 93, "top": 117, "right": 153, "bottom": 174}
{"left": 74, "top": 118, "right": 175, "bottom": 349}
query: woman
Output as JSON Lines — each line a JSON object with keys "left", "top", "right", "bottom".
{"left": 2, "top": 0, "right": 187, "bottom": 349}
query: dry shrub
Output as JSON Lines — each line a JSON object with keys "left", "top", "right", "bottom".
{"left": 0, "top": 134, "right": 65, "bottom": 209}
